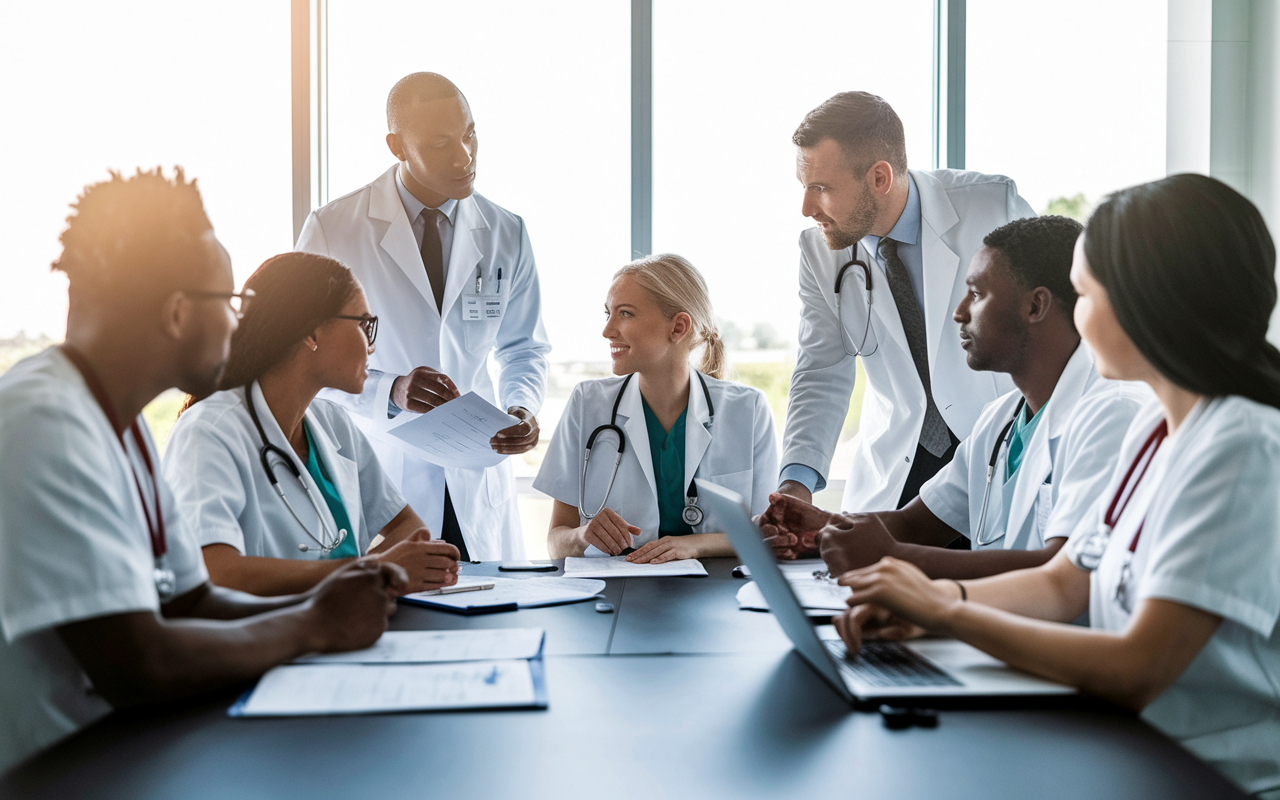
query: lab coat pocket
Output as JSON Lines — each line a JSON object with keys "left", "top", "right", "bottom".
{"left": 698, "top": 468, "right": 753, "bottom": 530}
{"left": 463, "top": 293, "right": 505, "bottom": 353}
{"left": 1035, "top": 482, "right": 1054, "bottom": 538}
{"left": 483, "top": 464, "right": 514, "bottom": 508}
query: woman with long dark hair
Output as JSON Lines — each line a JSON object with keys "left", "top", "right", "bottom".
{"left": 162, "top": 252, "right": 459, "bottom": 595}
{"left": 828, "top": 174, "right": 1280, "bottom": 797}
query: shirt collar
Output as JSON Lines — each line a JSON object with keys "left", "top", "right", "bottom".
{"left": 394, "top": 167, "right": 459, "bottom": 225}
{"left": 861, "top": 172, "right": 920, "bottom": 254}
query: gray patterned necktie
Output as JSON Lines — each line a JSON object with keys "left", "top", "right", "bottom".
{"left": 879, "top": 238, "right": 952, "bottom": 457}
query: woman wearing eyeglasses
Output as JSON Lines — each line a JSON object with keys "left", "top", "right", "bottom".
{"left": 830, "top": 174, "right": 1280, "bottom": 797}
{"left": 162, "top": 252, "right": 460, "bottom": 596}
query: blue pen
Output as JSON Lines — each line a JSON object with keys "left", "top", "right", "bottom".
{"left": 496, "top": 267, "right": 503, "bottom": 293}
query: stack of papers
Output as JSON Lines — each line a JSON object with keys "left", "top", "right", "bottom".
{"left": 230, "top": 629, "right": 547, "bottom": 717}
{"left": 400, "top": 576, "right": 605, "bottom": 614}
{"left": 562, "top": 555, "right": 708, "bottom": 579}
{"left": 737, "top": 559, "right": 851, "bottom": 612}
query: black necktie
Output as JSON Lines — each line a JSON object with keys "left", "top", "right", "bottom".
{"left": 880, "top": 238, "right": 952, "bottom": 457}
{"left": 420, "top": 208, "right": 445, "bottom": 313}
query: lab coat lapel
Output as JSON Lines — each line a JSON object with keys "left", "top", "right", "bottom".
{"left": 302, "top": 406, "right": 362, "bottom": 545}
{"left": 1003, "top": 344, "right": 1093, "bottom": 543}
{"left": 683, "top": 373, "right": 713, "bottom": 493}
{"left": 441, "top": 197, "right": 489, "bottom": 317}
{"left": 246, "top": 383, "right": 341, "bottom": 539}
{"left": 913, "top": 170, "right": 962, "bottom": 372}
{"left": 369, "top": 166, "right": 439, "bottom": 318}
{"left": 615, "top": 378, "right": 658, "bottom": 505}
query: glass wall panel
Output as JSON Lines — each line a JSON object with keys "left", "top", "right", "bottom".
{"left": 966, "top": 0, "right": 1168, "bottom": 217}
{"left": 652, "top": 0, "right": 935, "bottom": 485}
{"left": 0, "top": 0, "right": 293, "bottom": 343}
{"left": 325, "top": 0, "right": 631, "bottom": 365}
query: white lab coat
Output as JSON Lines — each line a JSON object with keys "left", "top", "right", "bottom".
{"left": 0, "top": 348, "right": 208, "bottom": 771}
{"left": 1065, "top": 396, "right": 1280, "bottom": 797}
{"left": 919, "top": 344, "right": 1150, "bottom": 550}
{"left": 161, "top": 383, "right": 408, "bottom": 559}
{"left": 533, "top": 373, "right": 778, "bottom": 553}
{"left": 296, "top": 165, "right": 551, "bottom": 561}
{"left": 782, "top": 169, "right": 1035, "bottom": 512}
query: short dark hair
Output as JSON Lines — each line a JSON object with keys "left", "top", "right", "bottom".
{"left": 792, "top": 91, "right": 907, "bottom": 175}
{"left": 1085, "top": 174, "right": 1280, "bottom": 410}
{"left": 983, "top": 216, "right": 1083, "bottom": 318}
{"left": 52, "top": 167, "right": 213, "bottom": 297}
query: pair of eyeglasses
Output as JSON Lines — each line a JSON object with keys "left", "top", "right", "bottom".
{"left": 334, "top": 314, "right": 378, "bottom": 346}
{"left": 186, "top": 289, "right": 256, "bottom": 317}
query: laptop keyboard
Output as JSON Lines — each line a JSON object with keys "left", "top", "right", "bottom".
{"left": 825, "top": 639, "right": 962, "bottom": 688}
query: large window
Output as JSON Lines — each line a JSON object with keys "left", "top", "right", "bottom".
{"left": 966, "top": 0, "right": 1168, "bottom": 216}
{"left": 0, "top": 0, "right": 293, "bottom": 440}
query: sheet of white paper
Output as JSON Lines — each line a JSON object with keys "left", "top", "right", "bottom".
{"left": 237, "top": 660, "right": 536, "bottom": 716}
{"left": 402, "top": 577, "right": 605, "bottom": 609}
{"left": 735, "top": 576, "right": 851, "bottom": 612}
{"left": 562, "top": 555, "right": 708, "bottom": 579}
{"left": 376, "top": 392, "right": 518, "bottom": 469}
{"left": 294, "top": 629, "right": 544, "bottom": 665}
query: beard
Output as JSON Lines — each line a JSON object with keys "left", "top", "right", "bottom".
{"left": 820, "top": 183, "right": 880, "bottom": 251}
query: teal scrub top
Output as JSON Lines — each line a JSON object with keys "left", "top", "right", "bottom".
{"left": 302, "top": 421, "right": 359, "bottom": 559}
{"left": 642, "top": 399, "right": 693, "bottom": 536}
{"left": 1005, "top": 402, "right": 1045, "bottom": 482}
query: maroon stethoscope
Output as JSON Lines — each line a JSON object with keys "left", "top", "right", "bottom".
{"left": 1076, "top": 419, "right": 1169, "bottom": 613}
{"left": 62, "top": 346, "right": 176, "bottom": 600}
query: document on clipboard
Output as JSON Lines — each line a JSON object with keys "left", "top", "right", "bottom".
{"left": 400, "top": 577, "right": 605, "bottom": 615}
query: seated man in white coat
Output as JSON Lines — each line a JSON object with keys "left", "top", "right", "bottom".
{"left": 763, "top": 216, "right": 1149, "bottom": 578}
{"left": 296, "top": 72, "right": 550, "bottom": 562}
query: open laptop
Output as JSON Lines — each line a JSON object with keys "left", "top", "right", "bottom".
{"left": 698, "top": 479, "right": 1076, "bottom": 705}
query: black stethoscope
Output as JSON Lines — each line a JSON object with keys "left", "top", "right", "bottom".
{"left": 973, "top": 397, "right": 1028, "bottom": 546}
{"left": 245, "top": 386, "right": 349, "bottom": 556}
{"left": 579, "top": 371, "right": 715, "bottom": 528}
{"left": 834, "top": 258, "right": 878, "bottom": 357}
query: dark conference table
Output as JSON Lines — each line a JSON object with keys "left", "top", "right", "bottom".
{"left": 0, "top": 559, "right": 1246, "bottom": 800}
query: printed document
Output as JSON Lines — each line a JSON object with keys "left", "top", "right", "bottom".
{"left": 294, "top": 629, "right": 545, "bottom": 665}
{"left": 736, "top": 559, "right": 852, "bottom": 612}
{"left": 563, "top": 555, "right": 708, "bottom": 579}
{"left": 234, "top": 660, "right": 538, "bottom": 716}
{"left": 377, "top": 392, "right": 518, "bottom": 468}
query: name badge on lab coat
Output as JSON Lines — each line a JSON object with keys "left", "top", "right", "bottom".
{"left": 463, "top": 297, "right": 503, "bottom": 321}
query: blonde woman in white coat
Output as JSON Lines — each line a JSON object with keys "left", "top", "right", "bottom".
{"left": 535, "top": 255, "right": 777, "bottom": 563}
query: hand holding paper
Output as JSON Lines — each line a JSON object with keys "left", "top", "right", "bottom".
{"left": 377, "top": 392, "right": 519, "bottom": 468}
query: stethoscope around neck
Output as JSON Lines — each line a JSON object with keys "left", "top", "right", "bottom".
{"left": 244, "top": 385, "right": 349, "bottom": 556}
{"left": 973, "top": 397, "right": 1028, "bottom": 547}
{"left": 579, "top": 371, "right": 715, "bottom": 528}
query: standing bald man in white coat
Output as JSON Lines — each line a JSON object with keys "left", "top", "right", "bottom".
{"left": 296, "top": 73, "right": 550, "bottom": 561}
{"left": 778, "top": 91, "right": 1034, "bottom": 516}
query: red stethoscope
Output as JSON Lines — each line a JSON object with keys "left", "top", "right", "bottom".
{"left": 1075, "top": 419, "right": 1169, "bottom": 613}
{"left": 62, "top": 346, "right": 177, "bottom": 600}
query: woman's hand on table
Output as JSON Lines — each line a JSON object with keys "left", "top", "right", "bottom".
{"left": 626, "top": 533, "right": 729, "bottom": 564}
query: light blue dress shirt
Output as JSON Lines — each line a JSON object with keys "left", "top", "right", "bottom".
{"left": 780, "top": 175, "right": 924, "bottom": 494}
